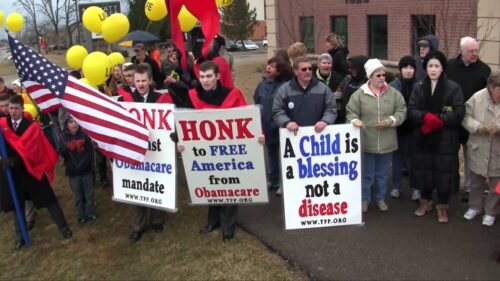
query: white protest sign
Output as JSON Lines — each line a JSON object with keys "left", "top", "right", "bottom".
{"left": 175, "top": 106, "right": 268, "bottom": 205}
{"left": 112, "top": 102, "right": 177, "bottom": 212}
{"left": 280, "top": 125, "right": 362, "bottom": 229}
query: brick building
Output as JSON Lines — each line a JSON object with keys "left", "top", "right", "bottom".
{"left": 265, "top": 0, "right": 500, "bottom": 67}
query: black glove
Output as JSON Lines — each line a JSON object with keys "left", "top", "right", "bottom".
{"left": 170, "top": 132, "right": 179, "bottom": 143}
{"left": 0, "top": 158, "right": 14, "bottom": 169}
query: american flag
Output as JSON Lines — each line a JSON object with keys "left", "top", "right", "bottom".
{"left": 7, "top": 35, "right": 150, "bottom": 165}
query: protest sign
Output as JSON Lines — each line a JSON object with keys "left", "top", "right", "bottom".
{"left": 280, "top": 125, "right": 362, "bottom": 229}
{"left": 175, "top": 106, "right": 268, "bottom": 205}
{"left": 112, "top": 102, "right": 177, "bottom": 212}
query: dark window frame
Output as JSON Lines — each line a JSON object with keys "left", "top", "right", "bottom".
{"left": 330, "top": 16, "right": 348, "bottom": 46}
{"left": 300, "top": 16, "right": 315, "bottom": 52}
{"left": 367, "top": 15, "right": 388, "bottom": 59}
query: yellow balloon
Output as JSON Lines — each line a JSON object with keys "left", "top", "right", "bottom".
{"left": 179, "top": 6, "right": 197, "bottom": 32}
{"left": 23, "top": 104, "right": 39, "bottom": 121}
{"left": 108, "top": 52, "right": 125, "bottom": 67}
{"left": 216, "top": 0, "right": 233, "bottom": 7}
{"left": 145, "top": 0, "right": 168, "bottom": 21}
{"left": 6, "top": 13, "right": 24, "bottom": 33}
{"left": 101, "top": 13, "right": 130, "bottom": 43}
{"left": 66, "top": 45, "right": 88, "bottom": 69}
{"left": 82, "top": 6, "right": 107, "bottom": 33}
{"left": 82, "top": 52, "right": 112, "bottom": 86}
{"left": 80, "top": 78, "right": 98, "bottom": 90}
{"left": 0, "top": 10, "right": 5, "bottom": 27}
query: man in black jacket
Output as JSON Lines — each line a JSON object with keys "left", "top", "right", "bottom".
{"left": 118, "top": 64, "right": 172, "bottom": 243}
{"left": 447, "top": 36, "right": 491, "bottom": 197}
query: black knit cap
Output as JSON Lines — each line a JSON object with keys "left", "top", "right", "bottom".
{"left": 423, "top": 50, "right": 447, "bottom": 72}
{"left": 398, "top": 55, "right": 416, "bottom": 71}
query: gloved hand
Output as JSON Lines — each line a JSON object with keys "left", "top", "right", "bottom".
{"left": 0, "top": 158, "right": 14, "bottom": 169}
{"left": 421, "top": 113, "right": 444, "bottom": 135}
{"left": 376, "top": 118, "right": 393, "bottom": 130}
{"left": 170, "top": 132, "right": 179, "bottom": 143}
{"left": 352, "top": 119, "right": 364, "bottom": 128}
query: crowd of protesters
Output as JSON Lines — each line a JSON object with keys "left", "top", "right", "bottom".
{"left": 0, "top": 32, "right": 498, "bottom": 263}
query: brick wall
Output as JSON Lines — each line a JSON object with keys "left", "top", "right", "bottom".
{"left": 275, "top": 0, "right": 478, "bottom": 62}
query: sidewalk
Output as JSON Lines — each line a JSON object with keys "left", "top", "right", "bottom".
{"left": 238, "top": 192, "right": 500, "bottom": 280}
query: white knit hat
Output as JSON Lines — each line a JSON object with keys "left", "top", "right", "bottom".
{"left": 11, "top": 79, "right": 21, "bottom": 88}
{"left": 364, "top": 59, "right": 385, "bottom": 78}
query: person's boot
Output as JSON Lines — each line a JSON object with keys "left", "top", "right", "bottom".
{"left": 436, "top": 204, "right": 448, "bottom": 224}
{"left": 414, "top": 199, "right": 432, "bottom": 216}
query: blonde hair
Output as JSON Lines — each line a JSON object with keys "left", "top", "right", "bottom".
{"left": 325, "top": 33, "right": 343, "bottom": 49}
{"left": 287, "top": 42, "right": 307, "bottom": 60}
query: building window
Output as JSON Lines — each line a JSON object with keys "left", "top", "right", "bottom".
{"left": 330, "top": 16, "right": 348, "bottom": 46}
{"left": 368, "top": 15, "right": 388, "bottom": 59}
{"left": 300, "top": 16, "right": 315, "bottom": 52}
{"left": 412, "top": 15, "right": 436, "bottom": 56}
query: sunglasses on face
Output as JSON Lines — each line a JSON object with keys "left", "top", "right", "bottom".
{"left": 300, "top": 67, "right": 313, "bottom": 72}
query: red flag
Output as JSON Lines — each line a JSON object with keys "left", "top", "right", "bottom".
{"left": 167, "top": 0, "right": 220, "bottom": 68}
{"left": 496, "top": 180, "right": 500, "bottom": 195}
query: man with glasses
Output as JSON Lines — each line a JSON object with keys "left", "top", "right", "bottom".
{"left": 447, "top": 36, "right": 491, "bottom": 201}
{"left": 272, "top": 57, "right": 337, "bottom": 195}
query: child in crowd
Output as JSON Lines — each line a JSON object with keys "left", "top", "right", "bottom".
{"left": 58, "top": 115, "right": 96, "bottom": 224}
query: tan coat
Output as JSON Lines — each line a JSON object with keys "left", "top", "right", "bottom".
{"left": 462, "top": 88, "right": 500, "bottom": 177}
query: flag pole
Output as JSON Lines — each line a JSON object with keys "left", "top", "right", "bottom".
{"left": 0, "top": 124, "right": 31, "bottom": 248}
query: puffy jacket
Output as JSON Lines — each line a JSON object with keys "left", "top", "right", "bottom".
{"left": 254, "top": 78, "right": 284, "bottom": 143}
{"left": 346, "top": 82, "right": 407, "bottom": 154}
{"left": 273, "top": 77, "right": 337, "bottom": 127}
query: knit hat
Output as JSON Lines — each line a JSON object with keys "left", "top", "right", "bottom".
{"left": 318, "top": 53, "right": 332, "bottom": 63}
{"left": 423, "top": 50, "right": 448, "bottom": 72}
{"left": 398, "top": 55, "right": 416, "bottom": 71}
{"left": 11, "top": 79, "right": 21, "bottom": 88}
{"left": 364, "top": 59, "right": 385, "bottom": 78}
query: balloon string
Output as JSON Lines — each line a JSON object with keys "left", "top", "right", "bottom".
{"left": 107, "top": 43, "right": 111, "bottom": 55}
{"left": 146, "top": 21, "right": 152, "bottom": 32}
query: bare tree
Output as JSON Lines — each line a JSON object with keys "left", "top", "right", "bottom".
{"left": 36, "top": 0, "right": 63, "bottom": 37}
{"left": 62, "top": 0, "right": 78, "bottom": 46}
{"left": 16, "top": 0, "right": 41, "bottom": 52}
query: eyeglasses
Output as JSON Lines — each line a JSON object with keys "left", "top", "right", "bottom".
{"left": 300, "top": 67, "right": 312, "bottom": 72}
{"left": 375, "top": 73, "right": 386, "bottom": 78}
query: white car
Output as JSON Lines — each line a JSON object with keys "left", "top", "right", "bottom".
{"left": 236, "top": 40, "right": 259, "bottom": 50}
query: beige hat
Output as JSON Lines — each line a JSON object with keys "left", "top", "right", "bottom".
{"left": 364, "top": 59, "right": 385, "bottom": 78}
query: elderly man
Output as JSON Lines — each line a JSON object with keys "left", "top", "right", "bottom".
{"left": 448, "top": 37, "right": 491, "bottom": 199}
{"left": 461, "top": 70, "right": 500, "bottom": 227}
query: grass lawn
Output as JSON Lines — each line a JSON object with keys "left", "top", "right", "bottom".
{"left": 0, "top": 57, "right": 307, "bottom": 280}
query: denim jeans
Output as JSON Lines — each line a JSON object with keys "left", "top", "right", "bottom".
{"left": 69, "top": 173, "right": 95, "bottom": 219}
{"left": 363, "top": 152, "right": 392, "bottom": 203}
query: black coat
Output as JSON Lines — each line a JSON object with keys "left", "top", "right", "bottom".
{"left": 408, "top": 78, "right": 465, "bottom": 193}
{"left": 0, "top": 118, "right": 57, "bottom": 212}
{"left": 447, "top": 55, "right": 491, "bottom": 144}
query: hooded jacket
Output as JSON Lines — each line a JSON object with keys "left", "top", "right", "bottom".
{"left": 58, "top": 117, "right": 94, "bottom": 176}
{"left": 415, "top": 35, "right": 439, "bottom": 81}
{"left": 336, "top": 56, "right": 369, "bottom": 124}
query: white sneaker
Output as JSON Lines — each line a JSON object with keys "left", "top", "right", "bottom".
{"left": 463, "top": 208, "right": 481, "bottom": 220}
{"left": 482, "top": 215, "right": 495, "bottom": 226}
{"left": 390, "top": 189, "right": 400, "bottom": 199}
{"left": 411, "top": 190, "right": 421, "bottom": 201}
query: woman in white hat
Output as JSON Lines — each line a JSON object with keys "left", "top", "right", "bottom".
{"left": 346, "top": 59, "right": 407, "bottom": 214}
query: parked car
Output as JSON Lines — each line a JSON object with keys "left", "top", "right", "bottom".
{"left": 225, "top": 40, "right": 239, "bottom": 51}
{"left": 236, "top": 40, "right": 259, "bottom": 50}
